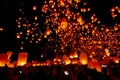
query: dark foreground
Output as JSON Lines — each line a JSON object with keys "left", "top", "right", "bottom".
{"left": 0, "top": 63, "right": 120, "bottom": 80}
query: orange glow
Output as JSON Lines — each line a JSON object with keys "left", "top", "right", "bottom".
{"left": 0, "top": 28, "right": 3, "bottom": 31}
{"left": 114, "top": 26, "right": 118, "bottom": 31}
{"left": 118, "top": 8, "right": 120, "bottom": 13}
{"left": 17, "top": 52, "right": 28, "bottom": 66}
{"left": 16, "top": 0, "right": 120, "bottom": 64}
{"left": 59, "top": 17, "right": 68, "bottom": 29}
{"left": 71, "top": 59, "right": 78, "bottom": 64}
{"left": 34, "top": 16, "right": 38, "bottom": 20}
{"left": 88, "top": 58, "right": 102, "bottom": 72}
{"left": 33, "top": 5, "right": 37, "bottom": 10}
{"left": 74, "top": 0, "right": 81, "bottom": 3}
{"left": 77, "top": 15, "right": 82, "bottom": 23}
{"left": 0, "top": 54, "right": 8, "bottom": 67}
{"left": 69, "top": 52, "right": 74, "bottom": 59}
{"left": 79, "top": 53, "right": 88, "bottom": 65}
{"left": 74, "top": 51, "right": 78, "bottom": 58}
{"left": 44, "top": 34, "right": 47, "bottom": 38}
{"left": 113, "top": 57, "right": 119, "bottom": 64}
{"left": 45, "top": 29, "right": 51, "bottom": 35}
{"left": 16, "top": 34, "right": 20, "bottom": 39}
{"left": 111, "top": 7, "right": 115, "bottom": 12}
{"left": 105, "top": 48, "right": 110, "bottom": 56}
{"left": 27, "top": 29, "right": 31, "bottom": 33}
{"left": 62, "top": 55, "right": 71, "bottom": 65}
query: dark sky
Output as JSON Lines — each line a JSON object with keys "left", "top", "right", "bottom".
{"left": 0, "top": 0, "right": 15, "bottom": 52}
{"left": 0, "top": 0, "right": 120, "bottom": 61}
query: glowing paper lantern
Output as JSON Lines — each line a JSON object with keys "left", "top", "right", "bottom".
{"left": 113, "top": 57, "right": 119, "bottom": 64}
{"left": 79, "top": 53, "right": 88, "bottom": 65}
{"left": 111, "top": 7, "right": 115, "bottom": 12}
{"left": 16, "top": 34, "right": 20, "bottom": 39}
{"left": 33, "top": 5, "right": 37, "bottom": 10}
{"left": 105, "top": 48, "right": 110, "bottom": 56}
{"left": 71, "top": 59, "right": 78, "bottom": 64}
{"left": 62, "top": 55, "right": 71, "bottom": 65}
{"left": 0, "top": 28, "right": 3, "bottom": 31}
{"left": 117, "top": 8, "right": 120, "bottom": 13}
{"left": 34, "top": 16, "right": 38, "bottom": 20}
{"left": 59, "top": 17, "right": 68, "bottom": 29}
{"left": 93, "top": 62, "right": 101, "bottom": 72}
{"left": 74, "top": 51, "right": 78, "bottom": 58}
{"left": 17, "top": 52, "right": 28, "bottom": 66}
{"left": 0, "top": 54, "right": 8, "bottom": 67}
{"left": 77, "top": 15, "right": 82, "bottom": 23}
{"left": 45, "top": 29, "right": 51, "bottom": 35}
{"left": 88, "top": 58, "right": 102, "bottom": 72}
{"left": 114, "top": 26, "right": 118, "bottom": 31}
{"left": 69, "top": 52, "right": 74, "bottom": 59}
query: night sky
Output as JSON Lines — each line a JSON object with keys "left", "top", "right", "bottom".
{"left": 0, "top": 0, "right": 120, "bottom": 61}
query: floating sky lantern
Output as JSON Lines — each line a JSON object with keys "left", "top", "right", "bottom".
{"left": 17, "top": 52, "right": 28, "bottom": 66}
{"left": 105, "top": 48, "right": 110, "bottom": 57}
{"left": 88, "top": 58, "right": 102, "bottom": 72}
{"left": 114, "top": 26, "right": 118, "bottom": 31}
{"left": 34, "top": 16, "right": 38, "bottom": 20}
{"left": 62, "top": 55, "right": 71, "bottom": 65}
{"left": 59, "top": 17, "right": 68, "bottom": 29}
{"left": 69, "top": 52, "right": 74, "bottom": 59}
{"left": 74, "top": 51, "right": 78, "bottom": 58}
{"left": 117, "top": 8, "right": 120, "bottom": 13}
{"left": 79, "top": 52, "right": 88, "bottom": 65}
{"left": 44, "top": 29, "right": 51, "bottom": 38}
{"left": 77, "top": 15, "right": 83, "bottom": 25}
{"left": 16, "top": 34, "right": 20, "bottom": 39}
{"left": 0, "top": 28, "right": 3, "bottom": 31}
{"left": 45, "top": 29, "right": 51, "bottom": 36}
{"left": 33, "top": 5, "right": 37, "bottom": 10}
{"left": 112, "top": 56, "right": 119, "bottom": 64}
{"left": 0, "top": 54, "right": 8, "bottom": 67}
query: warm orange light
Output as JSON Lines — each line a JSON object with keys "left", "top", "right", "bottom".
{"left": 113, "top": 57, "right": 119, "bottom": 64}
{"left": 44, "top": 34, "right": 47, "bottom": 38}
{"left": 74, "top": 0, "right": 81, "bottom": 3}
{"left": 45, "top": 29, "right": 51, "bottom": 35}
{"left": 114, "top": 26, "right": 118, "bottom": 31}
{"left": 88, "top": 58, "right": 101, "bottom": 72}
{"left": 34, "top": 16, "right": 38, "bottom": 20}
{"left": 17, "top": 52, "right": 28, "bottom": 66}
{"left": 117, "top": 8, "right": 120, "bottom": 13}
{"left": 16, "top": 34, "right": 20, "bottom": 39}
{"left": 0, "top": 54, "right": 8, "bottom": 67}
{"left": 62, "top": 55, "right": 71, "bottom": 65}
{"left": 69, "top": 52, "right": 74, "bottom": 59}
{"left": 77, "top": 15, "right": 82, "bottom": 23}
{"left": 0, "top": 28, "right": 3, "bottom": 31}
{"left": 111, "top": 7, "right": 115, "bottom": 12}
{"left": 33, "top": 5, "right": 37, "bottom": 10}
{"left": 74, "top": 51, "right": 78, "bottom": 58}
{"left": 79, "top": 52, "right": 88, "bottom": 65}
{"left": 105, "top": 48, "right": 110, "bottom": 56}
{"left": 59, "top": 17, "right": 68, "bottom": 29}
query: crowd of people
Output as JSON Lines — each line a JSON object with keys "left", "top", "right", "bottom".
{"left": 0, "top": 61, "right": 120, "bottom": 80}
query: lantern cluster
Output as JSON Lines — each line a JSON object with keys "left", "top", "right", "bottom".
{"left": 16, "top": 0, "right": 120, "bottom": 61}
